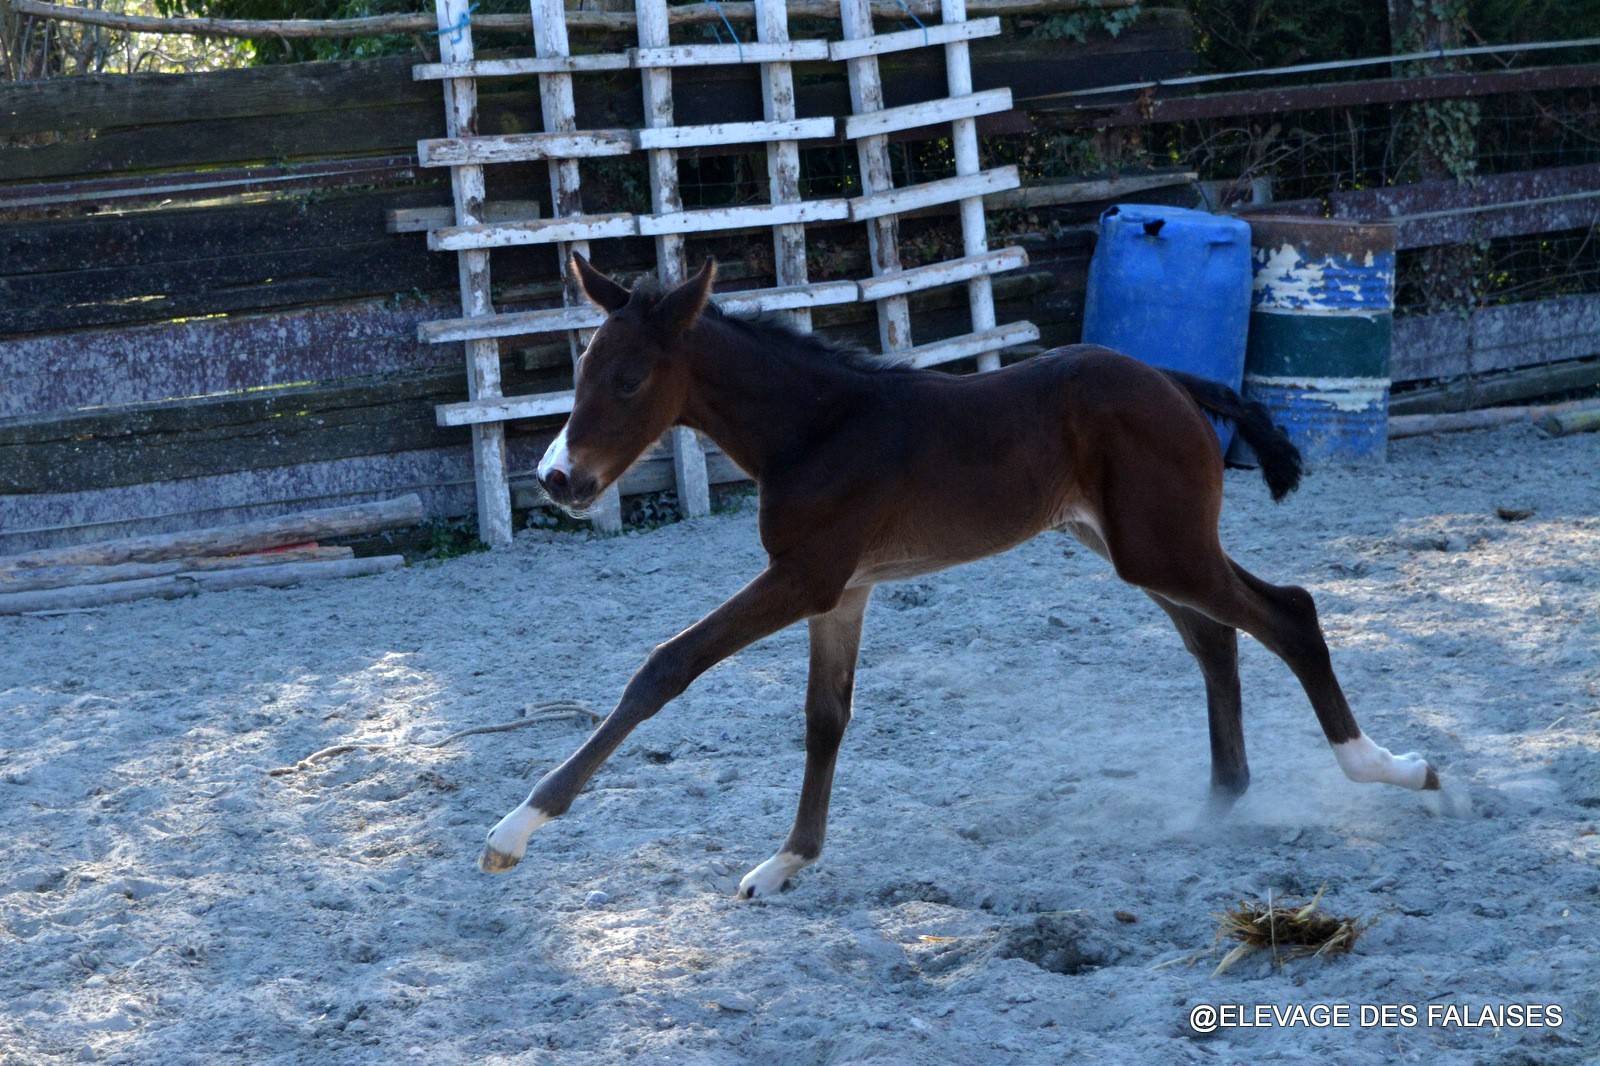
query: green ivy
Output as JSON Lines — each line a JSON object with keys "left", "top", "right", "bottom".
{"left": 419, "top": 516, "right": 489, "bottom": 559}
{"left": 1413, "top": 97, "right": 1481, "bottom": 184}
{"left": 1030, "top": 4, "right": 1142, "bottom": 43}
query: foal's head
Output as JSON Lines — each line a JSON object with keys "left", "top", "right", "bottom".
{"left": 535, "top": 254, "right": 716, "bottom": 512}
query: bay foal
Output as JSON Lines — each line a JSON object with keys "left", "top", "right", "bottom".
{"left": 481, "top": 255, "right": 1441, "bottom": 899}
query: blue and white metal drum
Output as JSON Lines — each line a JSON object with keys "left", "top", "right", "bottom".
{"left": 1242, "top": 217, "right": 1397, "bottom": 465}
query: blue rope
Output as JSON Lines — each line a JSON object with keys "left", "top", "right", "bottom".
{"left": 708, "top": 0, "right": 744, "bottom": 63}
{"left": 889, "top": 0, "right": 929, "bottom": 48}
{"left": 435, "top": 3, "right": 479, "bottom": 46}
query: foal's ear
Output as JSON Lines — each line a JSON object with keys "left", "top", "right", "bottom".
{"left": 571, "top": 252, "right": 630, "bottom": 313}
{"left": 653, "top": 257, "right": 717, "bottom": 339}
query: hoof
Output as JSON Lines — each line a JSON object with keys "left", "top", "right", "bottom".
{"left": 1394, "top": 751, "right": 1437, "bottom": 791}
{"left": 1204, "top": 784, "right": 1247, "bottom": 819}
{"left": 478, "top": 803, "right": 550, "bottom": 875}
{"left": 736, "top": 851, "right": 808, "bottom": 901}
{"left": 478, "top": 845, "right": 521, "bottom": 874}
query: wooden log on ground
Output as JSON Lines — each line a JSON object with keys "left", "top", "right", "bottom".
{"left": 1389, "top": 398, "right": 1600, "bottom": 439}
{"left": 1537, "top": 404, "right": 1600, "bottom": 438}
{"left": 0, "top": 496, "right": 422, "bottom": 571}
{"left": 0, "top": 546, "right": 353, "bottom": 595}
{"left": 1388, "top": 357, "right": 1600, "bottom": 415}
{"left": 0, "top": 555, "right": 404, "bottom": 616}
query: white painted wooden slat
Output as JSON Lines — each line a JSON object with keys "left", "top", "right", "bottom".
{"left": 841, "top": 87, "right": 1011, "bottom": 140}
{"left": 529, "top": 0, "right": 621, "bottom": 530}
{"left": 856, "top": 247, "right": 1027, "bottom": 301}
{"left": 434, "top": 0, "right": 512, "bottom": 547}
{"left": 849, "top": 165, "right": 1018, "bottom": 221}
{"left": 637, "top": 198, "right": 850, "bottom": 237}
{"left": 840, "top": 0, "right": 912, "bottom": 353}
{"left": 427, "top": 212, "right": 637, "bottom": 251}
{"left": 634, "top": 41, "right": 830, "bottom": 66}
{"left": 418, "top": 304, "right": 606, "bottom": 345}
{"left": 713, "top": 279, "right": 859, "bottom": 314}
{"left": 417, "top": 129, "right": 634, "bottom": 167}
{"left": 436, "top": 390, "right": 574, "bottom": 427}
{"left": 636, "top": 0, "right": 710, "bottom": 519}
{"left": 942, "top": 0, "right": 1003, "bottom": 372}
{"left": 903, "top": 322, "right": 1040, "bottom": 369}
{"left": 388, "top": 200, "right": 541, "bottom": 233}
{"left": 413, "top": 52, "right": 634, "bottom": 80}
{"left": 825, "top": 17, "right": 999, "bottom": 61}
{"left": 635, "top": 116, "right": 835, "bottom": 151}
{"left": 757, "top": 0, "right": 814, "bottom": 330}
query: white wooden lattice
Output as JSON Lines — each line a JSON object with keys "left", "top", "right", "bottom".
{"left": 418, "top": 0, "right": 1038, "bottom": 545}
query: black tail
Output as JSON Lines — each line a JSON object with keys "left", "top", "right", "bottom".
{"left": 1163, "top": 370, "right": 1303, "bottom": 502}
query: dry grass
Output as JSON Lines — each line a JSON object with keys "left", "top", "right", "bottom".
{"left": 1209, "top": 886, "right": 1377, "bottom": 976}
{"left": 1157, "top": 885, "right": 1379, "bottom": 976}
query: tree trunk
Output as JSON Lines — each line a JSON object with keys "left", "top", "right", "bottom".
{"left": 1388, "top": 1, "right": 1479, "bottom": 326}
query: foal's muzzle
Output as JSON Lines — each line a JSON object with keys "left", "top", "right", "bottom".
{"left": 538, "top": 467, "right": 600, "bottom": 512}
{"left": 535, "top": 424, "right": 602, "bottom": 512}
{"left": 537, "top": 467, "right": 569, "bottom": 497}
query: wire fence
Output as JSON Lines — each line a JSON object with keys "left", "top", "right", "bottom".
{"left": 1137, "top": 86, "right": 1600, "bottom": 203}
{"left": 1395, "top": 224, "right": 1600, "bottom": 318}
{"left": 660, "top": 80, "right": 1600, "bottom": 329}
{"left": 1108, "top": 83, "right": 1600, "bottom": 325}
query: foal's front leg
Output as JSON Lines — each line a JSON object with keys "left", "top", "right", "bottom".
{"left": 737, "top": 585, "right": 872, "bottom": 899}
{"left": 479, "top": 563, "right": 844, "bottom": 875}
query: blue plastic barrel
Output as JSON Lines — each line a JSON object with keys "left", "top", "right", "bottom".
{"left": 1082, "top": 204, "right": 1253, "bottom": 448}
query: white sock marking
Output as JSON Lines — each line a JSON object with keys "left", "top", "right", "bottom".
{"left": 737, "top": 851, "right": 810, "bottom": 899}
{"left": 1333, "top": 735, "right": 1430, "bottom": 790}
{"left": 484, "top": 802, "right": 551, "bottom": 863}
{"left": 537, "top": 425, "right": 572, "bottom": 480}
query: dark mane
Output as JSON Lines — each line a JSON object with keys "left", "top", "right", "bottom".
{"left": 627, "top": 276, "right": 911, "bottom": 374}
{"left": 714, "top": 304, "right": 916, "bottom": 374}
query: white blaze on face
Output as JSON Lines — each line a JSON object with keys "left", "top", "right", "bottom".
{"left": 537, "top": 425, "right": 572, "bottom": 480}
{"left": 1332, "top": 734, "right": 1431, "bottom": 790}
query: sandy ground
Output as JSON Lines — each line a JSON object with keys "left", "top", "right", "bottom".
{"left": 2, "top": 423, "right": 1597, "bottom": 1065}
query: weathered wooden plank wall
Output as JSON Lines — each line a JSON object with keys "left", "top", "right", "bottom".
{"left": 0, "top": 19, "right": 1190, "bottom": 336}
{"left": 1393, "top": 292, "right": 1600, "bottom": 383}
{"left": 0, "top": 14, "right": 1192, "bottom": 181}
{"left": 0, "top": 190, "right": 468, "bottom": 334}
{"left": 0, "top": 302, "right": 451, "bottom": 417}
{"left": 1246, "top": 164, "right": 1600, "bottom": 251}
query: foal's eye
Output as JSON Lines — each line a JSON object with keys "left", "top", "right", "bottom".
{"left": 617, "top": 376, "right": 642, "bottom": 397}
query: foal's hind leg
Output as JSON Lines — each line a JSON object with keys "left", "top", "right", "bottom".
{"left": 1216, "top": 562, "right": 1439, "bottom": 791}
{"left": 1095, "top": 501, "right": 1439, "bottom": 795}
{"left": 737, "top": 585, "right": 871, "bottom": 900}
{"left": 1146, "top": 594, "right": 1249, "bottom": 811}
